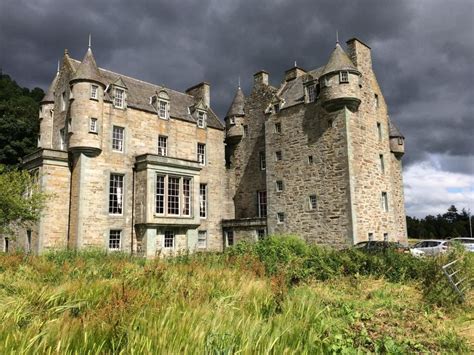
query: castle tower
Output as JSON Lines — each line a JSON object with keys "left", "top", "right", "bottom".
{"left": 225, "top": 85, "right": 245, "bottom": 144}
{"left": 38, "top": 63, "right": 59, "bottom": 149}
{"left": 389, "top": 120, "right": 405, "bottom": 158}
{"left": 319, "top": 42, "right": 361, "bottom": 112}
{"left": 68, "top": 42, "right": 105, "bottom": 156}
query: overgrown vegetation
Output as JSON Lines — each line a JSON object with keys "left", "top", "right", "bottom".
{"left": 0, "top": 237, "right": 472, "bottom": 353}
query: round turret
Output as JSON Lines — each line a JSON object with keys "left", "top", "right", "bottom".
{"left": 67, "top": 46, "right": 105, "bottom": 156}
{"left": 225, "top": 86, "right": 245, "bottom": 143}
{"left": 38, "top": 69, "right": 58, "bottom": 149}
{"left": 389, "top": 121, "right": 405, "bottom": 158}
{"left": 319, "top": 43, "right": 361, "bottom": 112}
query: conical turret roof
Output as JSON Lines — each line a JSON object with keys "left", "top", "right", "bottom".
{"left": 226, "top": 86, "right": 245, "bottom": 118}
{"left": 41, "top": 71, "right": 59, "bottom": 103}
{"left": 389, "top": 121, "right": 404, "bottom": 138}
{"left": 321, "top": 43, "right": 358, "bottom": 77}
{"left": 71, "top": 47, "right": 104, "bottom": 85}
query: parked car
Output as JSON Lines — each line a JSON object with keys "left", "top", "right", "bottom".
{"left": 354, "top": 241, "right": 409, "bottom": 253}
{"left": 450, "top": 237, "right": 474, "bottom": 252}
{"left": 410, "top": 240, "right": 451, "bottom": 257}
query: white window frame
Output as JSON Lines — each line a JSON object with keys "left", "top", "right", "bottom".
{"left": 158, "top": 100, "right": 169, "bottom": 119}
{"left": 197, "top": 143, "right": 206, "bottom": 165}
{"left": 198, "top": 230, "right": 207, "bottom": 249}
{"left": 163, "top": 230, "right": 175, "bottom": 249}
{"left": 90, "top": 84, "right": 99, "bottom": 100}
{"left": 158, "top": 135, "right": 168, "bottom": 156}
{"left": 109, "top": 230, "right": 122, "bottom": 251}
{"left": 155, "top": 175, "right": 165, "bottom": 215}
{"left": 277, "top": 212, "right": 285, "bottom": 224}
{"left": 309, "top": 195, "right": 317, "bottom": 210}
{"left": 89, "top": 118, "right": 98, "bottom": 133}
{"left": 259, "top": 152, "right": 266, "bottom": 171}
{"left": 276, "top": 180, "right": 283, "bottom": 192}
{"left": 112, "top": 126, "right": 124, "bottom": 152}
{"left": 59, "top": 128, "right": 66, "bottom": 150}
{"left": 257, "top": 191, "right": 267, "bottom": 218}
{"left": 339, "top": 71, "right": 349, "bottom": 83}
{"left": 114, "top": 88, "right": 125, "bottom": 109}
{"left": 197, "top": 111, "right": 206, "bottom": 128}
{"left": 275, "top": 151, "right": 282, "bottom": 161}
{"left": 374, "top": 94, "right": 379, "bottom": 109}
{"left": 199, "top": 183, "right": 207, "bottom": 218}
{"left": 225, "top": 230, "right": 234, "bottom": 247}
{"left": 167, "top": 176, "right": 181, "bottom": 216}
{"left": 109, "top": 174, "right": 124, "bottom": 215}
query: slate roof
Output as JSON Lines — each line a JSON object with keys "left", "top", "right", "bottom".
{"left": 226, "top": 86, "right": 245, "bottom": 118}
{"left": 276, "top": 67, "right": 324, "bottom": 109}
{"left": 389, "top": 120, "right": 404, "bottom": 138}
{"left": 41, "top": 72, "right": 59, "bottom": 103}
{"left": 69, "top": 58, "right": 224, "bottom": 130}
{"left": 321, "top": 43, "right": 358, "bottom": 77}
{"left": 71, "top": 48, "right": 104, "bottom": 85}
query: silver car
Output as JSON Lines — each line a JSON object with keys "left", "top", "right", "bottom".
{"left": 410, "top": 240, "right": 450, "bottom": 257}
{"left": 450, "top": 237, "right": 474, "bottom": 252}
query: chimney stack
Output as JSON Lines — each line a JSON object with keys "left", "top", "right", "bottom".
{"left": 186, "top": 82, "right": 210, "bottom": 107}
{"left": 253, "top": 70, "right": 269, "bottom": 87}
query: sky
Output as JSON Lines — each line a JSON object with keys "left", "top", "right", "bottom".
{"left": 0, "top": 0, "right": 472, "bottom": 218}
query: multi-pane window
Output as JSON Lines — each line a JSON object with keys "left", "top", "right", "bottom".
{"left": 199, "top": 184, "right": 207, "bottom": 218}
{"left": 90, "top": 118, "right": 98, "bottom": 133}
{"left": 307, "top": 85, "right": 316, "bottom": 102}
{"left": 109, "top": 230, "right": 121, "bottom": 250}
{"left": 59, "top": 128, "right": 66, "bottom": 150}
{"left": 182, "top": 178, "right": 191, "bottom": 216}
{"left": 339, "top": 71, "right": 349, "bottom": 83}
{"left": 164, "top": 230, "right": 174, "bottom": 248}
{"left": 109, "top": 174, "right": 124, "bottom": 214}
{"left": 197, "top": 143, "right": 206, "bottom": 165}
{"left": 112, "top": 126, "right": 124, "bottom": 152}
{"left": 379, "top": 154, "right": 385, "bottom": 174}
{"left": 168, "top": 177, "right": 180, "bottom": 215}
{"left": 114, "top": 88, "right": 125, "bottom": 108}
{"left": 309, "top": 195, "right": 317, "bottom": 210}
{"left": 198, "top": 231, "right": 207, "bottom": 249}
{"left": 274, "top": 122, "right": 282, "bottom": 134}
{"left": 197, "top": 111, "right": 206, "bottom": 128}
{"left": 159, "top": 100, "right": 168, "bottom": 119}
{"left": 276, "top": 180, "right": 283, "bottom": 192}
{"left": 381, "top": 192, "right": 389, "bottom": 212}
{"left": 90, "top": 84, "right": 98, "bottom": 100}
{"left": 156, "top": 175, "right": 165, "bottom": 214}
{"left": 260, "top": 152, "right": 266, "bottom": 170}
{"left": 377, "top": 122, "right": 382, "bottom": 142}
{"left": 258, "top": 191, "right": 267, "bottom": 218}
{"left": 277, "top": 212, "right": 285, "bottom": 224}
{"left": 275, "top": 151, "right": 282, "bottom": 161}
{"left": 226, "top": 230, "right": 234, "bottom": 247}
{"left": 158, "top": 136, "right": 167, "bottom": 156}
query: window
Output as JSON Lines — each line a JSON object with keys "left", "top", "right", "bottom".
{"left": 26, "top": 230, "right": 32, "bottom": 253}
{"left": 109, "top": 230, "right": 121, "bottom": 250}
{"left": 374, "top": 94, "right": 379, "bottom": 109}
{"left": 309, "top": 195, "right": 317, "bottom": 210}
{"left": 328, "top": 119, "right": 333, "bottom": 128}
{"left": 197, "top": 143, "right": 206, "bottom": 165}
{"left": 4, "top": 237, "right": 9, "bottom": 253}
{"left": 273, "top": 104, "right": 280, "bottom": 113}
{"left": 156, "top": 175, "right": 165, "bottom": 214}
{"left": 164, "top": 231, "right": 175, "bottom": 248}
{"left": 200, "top": 184, "right": 207, "bottom": 218}
{"left": 229, "top": 116, "right": 235, "bottom": 125}
{"left": 197, "top": 111, "right": 206, "bottom": 128}
{"left": 109, "top": 174, "right": 124, "bottom": 214}
{"left": 277, "top": 212, "right": 285, "bottom": 224}
{"left": 257, "top": 229, "right": 266, "bottom": 241}
{"left": 198, "top": 231, "right": 207, "bottom": 249}
{"left": 274, "top": 122, "right": 282, "bottom": 134}
{"left": 381, "top": 192, "right": 388, "bottom": 212}
{"left": 339, "top": 71, "right": 349, "bottom": 83}
{"left": 37, "top": 134, "right": 41, "bottom": 147}
{"left": 257, "top": 191, "right": 267, "bottom": 218}
{"left": 61, "top": 92, "right": 67, "bottom": 111}
{"left": 259, "top": 152, "right": 266, "bottom": 170}
{"left": 383, "top": 233, "right": 389, "bottom": 241}
{"left": 182, "top": 178, "right": 191, "bottom": 216}
{"left": 307, "top": 85, "right": 316, "bottom": 103}
{"left": 158, "top": 100, "right": 168, "bottom": 119}
{"left": 167, "top": 177, "right": 180, "bottom": 215}
{"left": 276, "top": 180, "right": 283, "bottom": 192}
{"left": 398, "top": 137, "right": 404, "bottom": 145}
{"left": 377, "top": 122, "right": 382, "bottom": 142}
{"left": 59, "top": 128, "right": 66, "bottom": 150}
{"left": 90, "top": 85, "right": 99, "bottom": 100}
{"left": 114, "top": 88, "right": 125, "bottom": 108}
{"left": 308, "top": 155, "right": 314, "bottom": 164}
{"left": 243, "top": 125, "right": 249, "bottom": 138}
{"left": 158, "top": 135, "right": 167, "bottom": 156}
{"left": 379, "top": 154, "right": 385, "bottom": 174}
{"left": 225, "top": 230, "right": 234, "bottom": 247}
{"left": 368, "top": 232, "right": 374, "bottom": 241}
{"left": 89, "top": 118, "right": 98, "bottom": 133}
{"left": 112, "top": 126, "right": 124, "bottom": 152}
{"left": 275, "top": 151, "right": 282, "bottom": 161}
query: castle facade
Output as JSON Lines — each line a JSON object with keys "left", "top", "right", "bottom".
{"left": 3, "top": 37, "right": 407, "bottom": 255}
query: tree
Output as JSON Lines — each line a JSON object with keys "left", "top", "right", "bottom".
{"left": 0, "top": 165, "right": 47, "bottom": 233}
{"left": 0, "top": 73, "right": 43, "bottom": 166}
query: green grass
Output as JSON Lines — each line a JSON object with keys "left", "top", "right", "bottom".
{"left": 0, "top": 239, "right": 472, "bottom": 354}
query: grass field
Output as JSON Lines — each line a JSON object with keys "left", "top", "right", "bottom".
{"left": 0, "top": 237, "right": 472, "bottom": 353}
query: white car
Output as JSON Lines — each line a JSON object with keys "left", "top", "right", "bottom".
{"left": 410, "top": 240, "right": 451, "bottom": 257}
{"left": 450, "top": 237, "right": 474, "bottom": 252}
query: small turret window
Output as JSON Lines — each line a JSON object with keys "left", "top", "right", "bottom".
{"left": 307, "top": 85, "right": 316, "bottom": 103}
{"left": 90, "top": 85, "right": 99, "bottom": 100}
{"left": 398, "top": 137, "right": 403, "bottom": 145}
{"left": 89, "top": 118, "right": 98, "bottom": 133}
{"left": 339, "top": 71, "right": 349, "bottom": 83}
{"left": 197, "top": 111, "right": 206, "bottom": 128}
{"left": 114, "top": 88, "right": 125, "bottom": 108}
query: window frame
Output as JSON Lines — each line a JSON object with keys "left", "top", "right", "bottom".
{"left": 259, "top": 151, "right": 266, "bottom": 171}
{"left": 379, "top": 154, "right": 385, "bottom": 174}
{"left": 109, "top": 173, "right": 124, "bottom": 215}
{"left": 275, "top": 151, "right": 282, "bottom": 161}
{"left": 164, "top": 230, "right": 175, "bottom": 249}
{"left": 199, "top": 183, "right": 207, "bottom": 219}
{"left": 108, "top": 230, "right": 122, "bottom": 251}
{"left": 113, "top": 88, "right": 125, "bottom": 109}
{"left": 257, "top": 190, "right": 267, "bottom": 218}
{"left": 274, "top": 122, "right": 282, "bottom": 134}
{"left": 197, "top": 110, "right": 207, "bottom": 128}
{"left": 225, "top": 230, "right": 234, "bottom": 247}
{"left": 198, "top": 230, "right": 207, "bottom": 249}
{"left": 197, "top": 143, "right": 206, "bottom": 165}
{"left": 158, "top": 135, "right": 168, "bottom": 156}
{"left": 277, "top": 212, "right": 285, "bottom": 224}
{"left": 112, "top": 126, "right": 125, "bottom": 152}
{"left": 377, "top": 122, "right": 383, "bottom": 142}
{"left": 309, "top": 195, "right": 317, "bottom": 210}
{"left": 276, "top": 180, "right": 283, "bottom": 192}
{"left": 89, "top": 117, "right": 98, "bottom": 133}
{"left": 90, "top": 84, "right": 99, "bottom": 100}
{"left": 339, "top": 71, "right": 349, "bottom": 83}
{"left": 59, "top": 128, "right": 66, "bottom": 150}
{"left": 307, "top": 84, "right": 316, "bottom": 103}
{"left": 381, "top": 191, "right": 389, "bottom": 212}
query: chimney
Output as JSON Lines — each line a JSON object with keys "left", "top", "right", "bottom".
{"left": 186, "top": 82, "right": 210, "bottom": 107}
{"left": 253, "top": 70, "right": 269, "bottom": 87}
{"left": 346, "top": 38, "right": 372, "bottom": 71}
{"left": 284, "top": 66, "right": 306, "bottom": 82}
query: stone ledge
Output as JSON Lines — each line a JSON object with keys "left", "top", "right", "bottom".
{"left": 22, "top": 148, "right": 69, "bottom": 169}
{"left": 135, "top": 153, "right": 202, "bottom": 172}
{"left": 222, "top": 217, "right": 267, "bottom": 228}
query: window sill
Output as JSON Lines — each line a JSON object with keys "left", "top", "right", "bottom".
{"left": 90, "top": 98, "right": 99, "bottom": 102}
{"left": 89, "top": 131, "right": 98, "bottom": 135}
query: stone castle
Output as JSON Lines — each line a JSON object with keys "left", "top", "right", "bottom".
{"left": 3, "top": 37, "right": 407, "bottom": 255}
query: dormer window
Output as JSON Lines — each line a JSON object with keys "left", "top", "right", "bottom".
{"left": 114, "top": 88, "right": 125, "bottom": 108}
{"left": 159, "top": 100, "right": 168, "bottom": 119}
{"left": 156, "top": 90, "right": 170, "bottom": 119}
{"left": 229, "top": 116, "right": 235, "bottom": 125}
{"left": 273, "top": 103, "right": 280, "bottom": 113}
{"left": 197, "top": 111, "right": 206, "bottom": 128}
{"left": 339, "top": 71, "right": 349, "bottom": 83}
{"left": 90, "top": 85, "right": 99, "bottom": 100}
{"left": 307, "top": 85, "right": 316, "bottom": 103}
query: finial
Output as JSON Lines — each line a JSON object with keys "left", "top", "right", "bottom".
{"left": 88, "top": 34, "right": 92, "bottom": 48}
{"left": 336, "top": 30, "right": 339, "bottom": 44}
{"left": 64, "top": 48, "right": 69, "bottom": 55}
{"left": 294, "top": 60, "right": 297, "bottom": 67}
{"left": 57, "top": 60, "right": 60, "bottom": 74}
{"left": 238, "top": 76, "right": 241, "bottom": 88}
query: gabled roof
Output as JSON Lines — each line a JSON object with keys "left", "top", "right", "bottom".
{"left": 321, "top": 43, "right": 358, "bottom": 77}
{"left": 275, "top": 67, "right": 324, "bottom": 109}
{"left": 41, "top": 72, "right": 59, "bottom": 103}
{"left": 226, "top": 86, "right": 245, "bottom": 118}
{"left": 70, "top": 47, "right": 104, "bottom": 85}
{"left": 68, "top": 58, "right": 224, "bottom": 130}
{"left": 389, "top": 120, "right": 404, "bottom": 138}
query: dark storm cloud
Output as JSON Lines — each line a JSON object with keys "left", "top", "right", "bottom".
{"left": 0, "top": 0, "right": 472, "bottom": 173}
